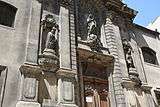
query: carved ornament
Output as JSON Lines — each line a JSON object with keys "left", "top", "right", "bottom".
{"left": 60, "top": 0, "right": 72, "bottom": 6}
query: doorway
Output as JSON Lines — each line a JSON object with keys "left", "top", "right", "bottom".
{"left": 83, "top": 76, "right": 109, "bottom": 107}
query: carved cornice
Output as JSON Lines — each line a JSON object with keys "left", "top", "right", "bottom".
{"left": 80, "top": 0, "right": 105, "bottom": 10}
{"left": 103, "top": 0, "right": 137, "bottom": 21}
{"left": 19, "top": 63, "right": 41, "bottom": 76}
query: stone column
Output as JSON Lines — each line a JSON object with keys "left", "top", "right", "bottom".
{"left": 104, "top": 11, "right": 126, "bottom": 107}
{"left": 16, "top": 65, "right": 41, "bottom": 107}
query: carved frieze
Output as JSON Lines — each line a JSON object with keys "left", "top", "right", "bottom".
{"left": 60, "top": 0, "right": 72, "bottom": 7}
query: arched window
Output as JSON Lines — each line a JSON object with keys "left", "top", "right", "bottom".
{"left": 141, "top": 47, "right": 158, "bottom": 65}
{"left": 0, "top": 1, "right": 17, "bottom": 27}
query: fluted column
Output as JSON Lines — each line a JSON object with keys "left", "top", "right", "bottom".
{"left": 104, "top": 11, "right": 126, "bottom": 107}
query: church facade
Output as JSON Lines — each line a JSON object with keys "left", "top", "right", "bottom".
{"left": 0, "top": 0, "right": 160, "bottom": 107}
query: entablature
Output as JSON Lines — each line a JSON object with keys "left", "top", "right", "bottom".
{"left": 78, "top": 46, "right": 114, "bottom": 67}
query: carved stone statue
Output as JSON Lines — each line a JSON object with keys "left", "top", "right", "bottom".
{"left": 87, "top": 13, "right": 97, "bottom": 43}
{"left": 44, "top": 25, "right": 59, "bottom": 55}
{"left": 122, "top": 39, "right": 135, "bottom": 69}
{"left": 85, "top": 12, "right": 102, "bottom": 52}
{"left": 122, "top": 39, "right": 141, "bottom": 85}
{"left": 39, "top": 14, "right": 59, "bottom": 72}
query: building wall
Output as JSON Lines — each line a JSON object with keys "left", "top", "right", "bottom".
{"left": 134, "top": 27, "right": 160, "bottom": 88}
{"left": 133, "top": 26, "right": 160, "bottom": 106}
{"left": 0, "top": 0, "right": 40, "bottom": 107}
{"left": 147, "top": 16, "right": 160, "bottom": 33}
{"left": 0, "top": 0, "right": 159, "bottom": 107}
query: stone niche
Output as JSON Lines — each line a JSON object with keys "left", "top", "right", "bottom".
{"left": 39, "top": 0, "right": 60, "bottom": 54}
{"left": 38, "top": 0, "right": 61, "bottom": 72}
{"left": 38, "top": 1, "right": 61, "bottom": 72}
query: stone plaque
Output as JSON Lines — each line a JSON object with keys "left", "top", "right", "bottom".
{"left": 24, "top": 78, "right": 36, "bottom": 99}
{"left": 62, "top": 80, "right": 73, "bottom": 101}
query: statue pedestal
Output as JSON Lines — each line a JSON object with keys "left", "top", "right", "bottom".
{"left": 128, "top": 68, "right": 141, "bottom": 85}
{"left": 16, "top": 101, "right": 40, "bottom": 107}
{"left": 39, "top": 49, "right": 59, "bottom": 72}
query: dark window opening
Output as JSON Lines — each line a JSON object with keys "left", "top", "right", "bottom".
{"left": 141, "top": 47, "right": 158, "bottom": 65}
{"left": 0, "top": 1, "right": 17, "bottom": 27}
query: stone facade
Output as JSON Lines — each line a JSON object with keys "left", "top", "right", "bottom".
{"left": 0, "top": 0, "right": 159, "bottom": 107}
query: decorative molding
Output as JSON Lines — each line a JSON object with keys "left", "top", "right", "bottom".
{"left": 56, "top": 68, "right": 77, "bottom": 77}
{"left": 60, "top": 0, "right": 72, "bottom": 7}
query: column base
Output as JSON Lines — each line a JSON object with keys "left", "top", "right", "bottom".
{"left": 16, "top": 101, "right": 41, "bottom": 107}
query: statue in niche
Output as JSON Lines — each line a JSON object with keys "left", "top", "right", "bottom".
{"left": 122, "top": 39, "right": 135, "bottom": 69}
{"left": 42, "top": 14, "right": 59, "bottom": 56}
{"left": 39, "top": 14, "right": 59, "bottom": 72}
{"left": 44, "top": 25, "right": 59, "bottom": 55}
{"left": 122, "top": 39, "right": 141, "bottom": 85}
{"left": 87, "top": 13, "right": 97, "bottom": 42}
{"left": 85, "top": 12, "right": 102, "bottom": 52}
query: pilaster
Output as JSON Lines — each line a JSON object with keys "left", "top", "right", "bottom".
{"left": 104, "top": 11, "right": 126, "bottom": 107}
{"left": 57, "top": 0, "right": 78, "bottom": 107}
{"left": 25, "top": 0, "right": 41, "bottom": 64}
{"left": 59, "top": 0, "right": 71, "bottom": 69}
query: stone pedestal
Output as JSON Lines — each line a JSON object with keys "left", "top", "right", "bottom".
{"left": 39, "top": 48, "right": 59, "bottom": 72}
{"left": 129, "top": 68, "right": 141, "bottom": 85}
{"left": 16, "top": 64, "right": 41, "bottom": 107}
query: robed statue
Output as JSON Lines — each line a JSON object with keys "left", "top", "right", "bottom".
{"left": 86, "top": 12, "right": 102, "bottom": 52}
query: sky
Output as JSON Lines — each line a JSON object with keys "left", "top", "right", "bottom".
{"left": 123, "top": 0, "right": 160, "bottom": 27}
